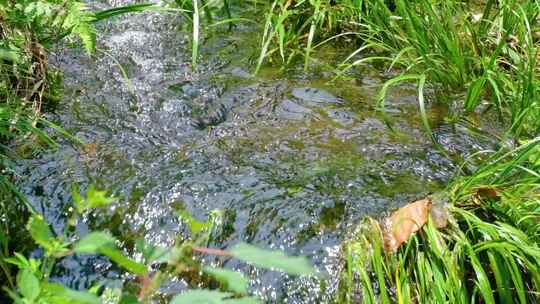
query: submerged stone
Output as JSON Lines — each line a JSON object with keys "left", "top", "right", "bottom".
{"left": 230, "top": 67, "right": 252, "bottom": 79}
{"left": 276, "top": 99, "right": 313, "bottom": 120}
{"left": 291, "top": 87, "right": 343, "bottom": 104}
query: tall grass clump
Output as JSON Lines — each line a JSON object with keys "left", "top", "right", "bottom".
{"left": 268, "top": 0, "right": 540, "bottom": 302}
{"left": 169, "top": 0, "right": 365, "bottom": 71}
{"left": 174, "top": 1, "right": 538, "bottom": 138}
{"left": 170, "top": 0, "right": 241, "bottom": 68}
{"left": 345, "top": 0, "right": 540, "bottom": 136}
{"left": 340, "top": 138, "right": 540, "bottom": 303}
{"left": 254, "top": 0, "right": 365, "bottom": 73}
{"left": 338, "top": 1, "right": 540, "bottom": 292}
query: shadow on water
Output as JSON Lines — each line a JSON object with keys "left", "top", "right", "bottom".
{"left": 15, "top": 1, "right": 500, "bottom": 302}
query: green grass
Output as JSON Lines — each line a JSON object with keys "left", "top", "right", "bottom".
{"left": 332, "top": 8, "right": 540, "bottom": 300}
{"left": 341, "top": 138, "right": 540, "bottom": 303}
{"left": 176, "top": 1, "right": 539, "bottom": 139}
{"left": 345, "top": 0, "right": 540, "bottom": 137}
{"left": 253, "top": 0, "right": 363, "bottom": 73}
{"left": 170, "top": 0, "right": 363, "bottom": 71}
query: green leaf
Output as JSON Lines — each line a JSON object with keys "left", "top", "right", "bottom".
{"left": 99, "top": 247, "right": 148, "bottom": 275}
{"left": 146, "top": 246, "right": 171, "bottom": 264}
{"left": 61, "top": 1, "right": 97, "bottom": 55}
{"left": 27, "top": 215, "right": 54, "bottom": 251}
{"left": 191, "top": 0, "right": 200, "bottom": 68}
{"left": 468, "top": 245, "right": 495, "bottom": 304}
{"left": 0, "top": 48, "right": 19, "bottom": 62}
{"left": 464, "top": 76, "right": 487, "bottom": 111}
{"left": 119, "top": 294, "right": 139, "bottom": 304}
{"left": 203, "top": 267, "right": 248, "bottom": 294}
{"left": 74, "top": 233, "right": 147, "bottom": 274}
{"left": 178, "top": 211, "right": 208, "bottom": 235}
{"left": 74, "top": 22, "right": 96, "bottom": 56}
{"left": 230, "top": 243, "right": 315, "bottom": 276}
{"left": 74, "top": 232, "right": 116, "bottom": 254}
{"left": 224, "top": 297, "right": 261, "bottom": 304}
{"left": 135, "top": 239, "right": 170, "bottom": 263}
{"left": 0, "top": 228, "right": 7, "bottom": 242}
{"left": 71, "top": 184, "right": 84, "bottom": 212}
{"left": 42, "top": 283, "right": 100, "bottom": 304}
{"left": 72, "top": 184, "right": 116, "bottom": 212}
{"left": 93, "top": 3, "right": 156, "bottom": 21}
{"left": 18, "top": 269, "right": 40, "bottom": 301}
{"left": 170, "top": 290, "right": 233, "bottom": 304}
{"left": 4, "top": 253, "right": 40, "bottom": 271}
{"left": 85, "top": 185, "right": 117, "bottom": 209}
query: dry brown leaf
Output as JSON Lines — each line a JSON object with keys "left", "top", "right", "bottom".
{"left": 383, "top": 198, "right": 432, "bottom": 252}
{"left": 475, "top": 187, "right": 501, "bottom": 201}
{"left": 82, "top": 142, "right": 98, "bottom": 156}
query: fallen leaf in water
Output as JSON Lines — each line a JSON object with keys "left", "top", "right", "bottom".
{"left": 82, "top": 142, "right": 98, "bottom": 155}
{"left": 474, "top": 187, "right": 501, "bottom": 201}
{"left": 383, "top": 198, "right": 432, "bottom": 252}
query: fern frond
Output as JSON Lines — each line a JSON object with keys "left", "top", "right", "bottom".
{"left": 73, "top": 22, "right": 96, "bottom": 55}
{"left": 62, "top": 1, "right": 97, "bottom": 55}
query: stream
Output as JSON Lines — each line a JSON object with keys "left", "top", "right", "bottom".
{"left": 15, "top": 1, "right": 497, "bottom": 302}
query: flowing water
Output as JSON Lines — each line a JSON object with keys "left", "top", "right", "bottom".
{"left": 15, "top": 2, "right": 498, "bottom": 303}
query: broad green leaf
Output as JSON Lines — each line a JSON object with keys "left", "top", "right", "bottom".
{"left": 99, "top": 247, "right": 148, "bottom": 275}
{"left": 170, "top": 290, "right": 233, "bottom": 304}
{"left": 74, "top": 232, "right": 115, "bottom": 254}
{"left": 87, "top": 284, "right": 103, "bottom": 295}
{"left": 230, "top": 243, "right": 315, "bottom": 276}
{"left": 18, "top": 269, "right": 40, "bottom": 301}
{"left": 85, "top": 185, "right": 117, "bottom": 209}
{"left": 4, "top": 253, "right": 40, "bottom": 271}
{"left": 223, "top": 297, "right": 261, "bottom": 304}
{"left": 203, "top": 267, "right": 248, "bottom": 294}
{"left": 178, "top": 211, "right": 208, "bottom": 235}
{"left": 3, "top": 254, "right": 27, "bottom": 269}
{"left": 72, "top": 184, "right": 116, "bottom": 212}
{"left": 135, "top": 240, "right": 170, "bottom": 263}
{"left": 0, "top": 48, "right": 19, "bottom": 62}
{"left": 74, "top": 233, "right": 147, "bottom": 275}
{"left": 27, "top": 215, "right": 54, "bottom": 251}
{"left": 42, "top": 283, "right": 100, "bottom": 304}
{"left": 119, "top": 294, "right": 139, "bottom": 304}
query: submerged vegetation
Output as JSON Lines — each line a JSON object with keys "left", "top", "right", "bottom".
{"left": 1, "top": 0, "right": 539, "bottom": 303}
